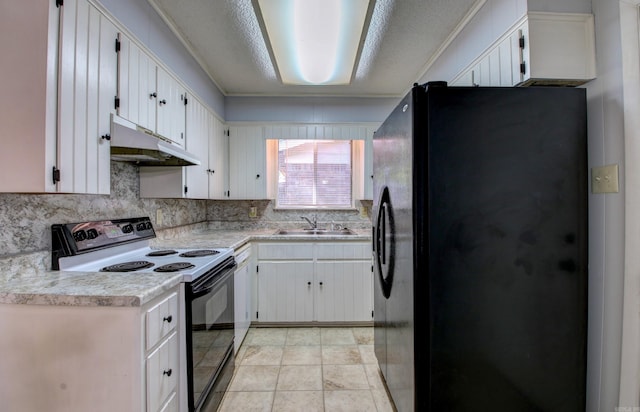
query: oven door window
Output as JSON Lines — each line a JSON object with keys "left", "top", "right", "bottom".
{"left": 190, "top": 269, "right": 234, "bottom": 408}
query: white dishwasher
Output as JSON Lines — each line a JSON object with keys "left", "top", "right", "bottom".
{"left": 233, "top": 243, "right": 252, "bottom": 354}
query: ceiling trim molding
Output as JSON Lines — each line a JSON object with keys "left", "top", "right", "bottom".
{"left": 410, "top": 0, "right": 486, "bottom": 93}
{"left": 146, "top": 0, "right": 229, "bottom": 95}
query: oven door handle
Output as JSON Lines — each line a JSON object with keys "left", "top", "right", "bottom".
{"left": 191, "top": 263, "right": 236, "bottom": 298}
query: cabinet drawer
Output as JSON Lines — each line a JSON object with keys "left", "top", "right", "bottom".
{"left": 258, "top": 242, "right": 314, "bottom": 260}
{"left": 316, "top": 242, "right": 371, "bottom": 260}
{"left": 147, "top": 331, "right": 179, "bottom": 412}
{"left": 146, "top": 292, "right": 178, "bottom": 350}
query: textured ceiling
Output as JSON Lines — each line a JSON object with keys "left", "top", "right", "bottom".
{"left": 148, "top": 0, "right": 479, "bottom": 97}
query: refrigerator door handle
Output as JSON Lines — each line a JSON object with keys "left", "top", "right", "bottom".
{"left": 381, "top": 204, "right": 386, "bottom": 265}
{"left": 375, "top": 186, "right": 394, "bottom": 299}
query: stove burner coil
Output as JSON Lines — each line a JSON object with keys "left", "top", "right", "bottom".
{"left": 101, "top": 261, "right": 154, "bottom": 272}
{"left": 154, "top": 262, "right": 196, "bottom": 272}
{"left": 179, "top": 249, "right": 220, "bottom": 258}
{"left": 146, "top": 250, "right": 178, "bottom": 257}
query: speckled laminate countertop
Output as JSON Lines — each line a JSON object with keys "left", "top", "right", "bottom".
{"left": 0, "top": 228, "right": 371, "bottom": 308}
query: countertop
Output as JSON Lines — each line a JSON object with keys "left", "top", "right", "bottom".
{"left": 0, "top": 228, "right": 371, "bottom": 308}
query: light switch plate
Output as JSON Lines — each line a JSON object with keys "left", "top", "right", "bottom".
{"left": 592, "top": 164, "right": 619, "bottom": 193}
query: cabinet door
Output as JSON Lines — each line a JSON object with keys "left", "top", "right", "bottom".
{"left": 228, "top": 126, "right": 266, "bottom": 199}
{"left": 58, "top": 0, "right": 115, "bottom": 194}
{"left": 156, "top": 67, "right": 186, "bottom": 146}
{"left": 117, "top": 35, "right": 156, "bottom": 131}
{"left": 257, "top": 261, "right": 314, "bottom": 322}
{"left": 234, "top": 263, "right": 251, "bottom": 353}
{"left": 364, "top": 128, "right": 374, "bottom": 200}
{"left": 315, "top": 261, "right": 373, "bottom": 322}
{"left": 208, "top": 116, "right": 228, "bottom": 199}
{"left": 184, "top": 96, "right": 209, "bottom": 199}
{"left": 146, "top": 331, "right": 179, "bottom": 412}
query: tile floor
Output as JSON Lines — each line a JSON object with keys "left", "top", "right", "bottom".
{"left": 218, "top": 326, "right": 396, "bottom": 412}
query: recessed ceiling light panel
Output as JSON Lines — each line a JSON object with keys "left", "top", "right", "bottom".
{"left": 256, "top": 0, "right": 372, "bottom": 85}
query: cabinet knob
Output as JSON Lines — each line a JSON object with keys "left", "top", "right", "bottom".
{"left": 159, "top": 99, "right": 167, "bottom": 105}
{"left": 163, "top": 315, "right": 172, "bottom": 323}
{"left": 150, "top": 92, "right": 157, "bottom": 98}
{"left": 101, "top": 134, "right": 111, "bottom": 141}
{"left": 319, "top": 282, "right": 323, "bottom": 286}
{"left": 307, "top": 281, "right": 311, "bottom": 286}
{"left": 163, "top": 369, "right": 172, "bottom": 377}
{"left": 256, "top": 174, "right": 260, "bottom": 179}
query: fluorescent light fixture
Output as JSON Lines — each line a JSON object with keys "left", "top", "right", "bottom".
{"left": 255, "top": 0, "right": 372, "bottom": 85}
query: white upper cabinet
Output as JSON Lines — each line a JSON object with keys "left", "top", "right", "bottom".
{"left": 208, "top": 115, "right": 229, "bottom": 199}
{"left": 117, "top": 34, "right": 186, "bottom": 147}
{"left": 58, "top": 0, "right": 117, "bottom": 194}
{"left": 363, "top": 127, "right": 375, "bottom": 200}
{"left": 228, "top": 126, "right": 267, "bottom": 200}
{"left": 451, "top": 12, "right": 596, "bottom": 87}
{"left": 0, "top": 0, "right": 115, "bottom": 194}
{"left": 155, "top": 67, "right": 187, "bottom": 146}
{"left": 183, "top": 95, "right": 209, "bottom": 199}
{"left": 139, "top": 96, "right": 227, "bottom": 199}
{"left": 116, "top": 36, "right": 156, "bottom": 132}
{"left": 516, "top": 12, "right": 596, "bottom": 86}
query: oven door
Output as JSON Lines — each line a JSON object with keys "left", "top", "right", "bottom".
{"left": 186, "top": 257, "right": 236, "bottom": 412}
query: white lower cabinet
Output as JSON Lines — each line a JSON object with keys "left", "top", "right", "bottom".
{"left": 315, "top": 261, "right": 373, "bottom": 322}
{"left": 145, "top": 291, "right": 180, "bottom": 412}
{"left": 0, "top": 286, "right": 182, "bottom": 412}
{"left": 258, "top": 260, "right": 315, "bottom": 322}
{"left": 256, "top": 241, "right": 372, "bottom": 323}
{"left": 234, "top": 244, "right": 253, "bottom": 353}
{"left": 146, "top": 331, "right": 179, "bottom": 412}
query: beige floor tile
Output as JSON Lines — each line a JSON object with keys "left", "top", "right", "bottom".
{"left": 352, "top": 327, "right": 374, "bottom": 345}
{"left": 240, "top": 345, "right": 284, "bottom": 365}
{"left": 218, "top": 391, "right": 274, "bottom": 412}
{"left": 282, "top": 345, "right": 322, "bottom": 365}
{"left": 371, "top": 389, "right": 396, "bottom": 412}
{"left": 324, "top": 390, "right": 377, "bottom": 412}
{"left": 320, "top": 328, "right": 356, "bottom": 345}
{"left": 323, "top": 364, "right": 369, "bottom": 390}
{"left": 228, "top": 365, "right": 280, "bottom": 391}
{"left": 225, "top": 327, "right": 394, "bottom": 411}
{"left": 286, "top": 327, "right": 321, "bottom": 345}
{"left": 364, "top": 363, "right": 386, "bottom": 390}
{"left": 358, "top": 344, "right": 378, "bottom": 364}
{"left": 272, "top": 391, "right": 324, "bottom": 412}
{"left": 246, "top": 328, "right": 288, "bottom": 346}
{"left": 276, "top": 365, "right": 323, "bottom": 391}
{"left": 321, "top": 345, "right": 362, "bottom": 365}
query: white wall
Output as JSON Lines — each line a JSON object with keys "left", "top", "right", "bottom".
{"left": 582, "top": 0, "right": 627, "bottom": 409}
{"left": 618, "top": 1, "right": 640, "bottom": 407}
{"left": 225, "top": 96, "right": 398, "bottom": 123}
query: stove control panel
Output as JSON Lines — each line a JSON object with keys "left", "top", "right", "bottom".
{"left": 51, "top": 217, "right": 156, "bottom": 269}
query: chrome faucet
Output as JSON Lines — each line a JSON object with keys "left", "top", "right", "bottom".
{"left": 301, "top": 214, "right": 317, "bottom": 230}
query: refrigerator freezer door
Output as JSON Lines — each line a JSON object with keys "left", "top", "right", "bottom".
{"left": 373, "top": 88, "right": 416, "bottom": 412}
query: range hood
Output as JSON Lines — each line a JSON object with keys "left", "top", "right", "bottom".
{"left": 109, "top": 114, "right": 200, "bottom": 166}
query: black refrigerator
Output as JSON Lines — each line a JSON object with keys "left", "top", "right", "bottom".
{"left": 372, "top": 82, "right": 587, "bottom": 412}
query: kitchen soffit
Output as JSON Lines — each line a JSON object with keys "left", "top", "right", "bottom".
{"left": 147, "top": 0, "right": 481, "bottom": 97}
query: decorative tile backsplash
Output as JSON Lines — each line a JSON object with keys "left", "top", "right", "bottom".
{"left": 207, "top": 199, "right": 372, "bottom": 230}
{"left": 0, "top": 161, "right": 372, "bottom": 258}
{"left": 0, "top": 162, "right": 206, "bottom": 257}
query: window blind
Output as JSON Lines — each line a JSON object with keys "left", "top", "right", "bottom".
{"left": 277, "top": 139, "right": 352, "bottom": 208}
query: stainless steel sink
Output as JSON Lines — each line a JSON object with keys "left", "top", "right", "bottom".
{"left": 274, "top": 228, "right": 358, "bottom": 236}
